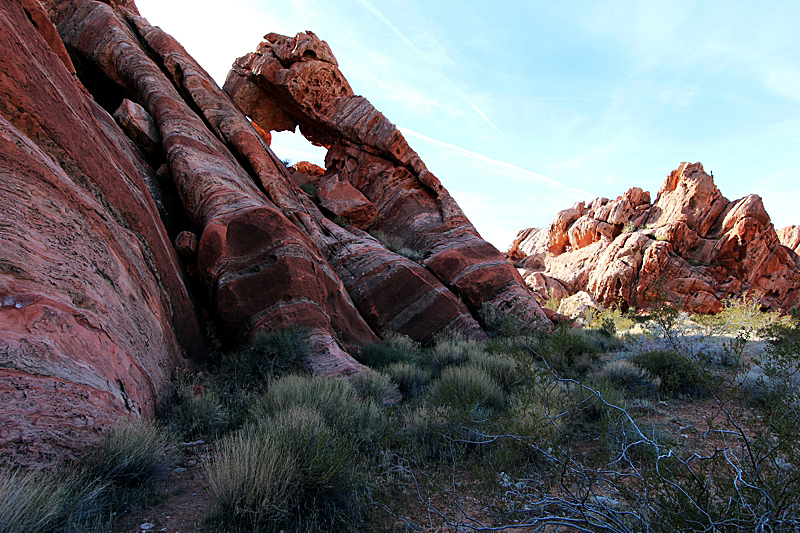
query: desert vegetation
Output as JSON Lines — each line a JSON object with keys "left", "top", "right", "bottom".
{"left": 3, "top": 298, "right": 799, "bottom": 532}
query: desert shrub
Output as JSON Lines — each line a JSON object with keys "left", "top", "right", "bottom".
{"left": 736, "top": 371, "right": 782, "bottom": 408}
{"left": 223, "top": 328, "right": 309, "bottom": 389}
{"left": 206, "top": 406, "right": 365, "bottom": 532}
{"left": 400, "top": 405, "right": 459, "bottom": 461}
{"left": 300, "top": 182, "right": 318, "bottom": 196}
{"left": 254, "top": 374, "right": 383, "bottom": 451}
{"left": 90, "top": 420, "right": 175, "bottom": 488}
{"left": 386, "top": 361, "right": 430, "bottom": 397}
{"left": 351, "top": 370, "right": 398, "bottom": 405}
{"left": 623, "top": 221, "right": 641, "bottom": 233}
{"left": 396, "top": 247, "right": 423, "bottom": 261}
{"left": 467, "top": 352, "right": 524, "bottom": 393}
{"left": 564, "top": 381, "right": 628, "bottom": 437}
{"left": 543, "top": 287, "right": 562, "bottom": 312}
{"left": 591, "top": 359, "right": 661, "bottom": 398}
{"left": 602, "top": 416, "right": 665, "bottom": 464}
{"left": 0, "top": 468, "right": 108, "bottom": 533}
{"left": 630, "top": 349, "right": 710, "bottom": 398}
{"left": 168, "top": 374, "right": 228, "bottom": 440}
{"left": 369, "top": 230, "right": 404, "bottom": 253}
{"left": 429, "top": 365, "right": 508, "bottom": 413}
{"left": 478, "top": 302, "right": 533, "bottom": 338}
{"left": 584, "top": 306, "right": 636, "bottom": 334}
{"left": 535, "top": 326, "right": 603, "bottom": 378}
{"left": 426, "top": 334, "right": 484, "bottom": 374}
{"left": 355, "top": 334, "right": 420, "bottom": 369}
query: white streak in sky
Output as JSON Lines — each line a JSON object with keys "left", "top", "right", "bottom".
{"left": 355, "top": 0, "right": 507, "bottom": 138}
{"left": 399, "top": 127, "right": 595, "bottom": 199}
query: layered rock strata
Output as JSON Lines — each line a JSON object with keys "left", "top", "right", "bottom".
{"left": 510, "top": 163, "right": 800, "bottom": 313}
{"left": 0, "top": 0, "right": 202, "bottom": 465}
{"left": 225, "top": 32, "right": 548, "bottom": 326}
{"left": 2, "top": 0, "right": 546, "bottom": 462}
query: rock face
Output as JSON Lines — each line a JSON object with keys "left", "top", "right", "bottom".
{"left": 0, "top": 0, "right": 202, "bottom": 465}
{"left": 510, "top": 163, "right": 800, "bottom": 314}
{"left": 0, "top": 0, "right": 546, "bottom": 463}
{"left": 225, "top": 31, "right": 548, "bottom": 326}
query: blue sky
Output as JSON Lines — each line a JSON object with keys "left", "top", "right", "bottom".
{"left": 135, "top": 0, "right": 800, "bottom": 249}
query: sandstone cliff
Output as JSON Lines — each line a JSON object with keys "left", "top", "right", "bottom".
{"left": 509, "top": 163, "right": 800, "bottom": 314}
{"left": 0, "top": 0, "right": 546, "bottom": 464}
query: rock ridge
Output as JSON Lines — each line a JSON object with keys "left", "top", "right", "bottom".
{"left": 510, "top": 162, "right": 800, "bottom": 314}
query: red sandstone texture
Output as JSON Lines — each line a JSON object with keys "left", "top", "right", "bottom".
{"left": 509, "top": 163, "right": 800, "bottom": 314}
{"left": 0, "top": 0, "right": 202, "bottom": 465}
{"left": 1, "top": 0, "right": 547, "bottom": 463}
{"left": 225, "top": 31, "right": 548, "bottom": 326}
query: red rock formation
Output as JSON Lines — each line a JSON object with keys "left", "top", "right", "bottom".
{"left": 778, "top": 226, "right": 800, "bottom": 254}
{"left": 510, "top": 163, "right": 800, "bottom": 313}
{"left": 0, "top": 0, "right": 203, "bottom": 465}
{"left": 226, "top": 31, "right": 548, "bottom": 327}
{"left": 2, "top": 0, "right": 551, "bottom": 464}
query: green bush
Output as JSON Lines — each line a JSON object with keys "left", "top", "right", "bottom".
{"left": 224, "top": 328, "right": 309, "bottom": 388}
{"left": 564, "top": 381, "right": 628, "bottom": 436}
{"left": 355, "top": 334, "right": 420, "bottom": 369}
{"left": 206, "top": 406, "right": 364, "bottom": 532}
{"left": 400, "top": 405, "right": 458, "bottom": 461}
{"left": 253, "top": 374, "right": 383, "bottom": 451}
{"left": 386, "top": 361, "right": 430, "bottom": 397}
{"left": 427, "top": 334, "right": 483, "bottom": 373}
{"left": 591, "top": 359, "right": 661, "bottom": 398}
{"left": 584, "top": 306, "right": 637, "bottom": 333}
{"left": 429, "top": 365, "right": 508, "bottom": 413}
{"left": 89, "top": 420, "right": 175, "bottom": 488}
{"left": 467, "top": 352, "right": 524, "bottom": 393}
{"left": 396, "top": 247, "right": 423, "bottom": 261}
{"left": 478, "top": 302, "right": 532, "bottom": 338}
{"left": 0, "top": 468, "right": 108, "bottom": 533}
{"left": 535, "top": 326, "right": 602, "bottom": 377}
{"left": 369, "top": 230, "right": 401, "bottom": 250}
{"left": 630, "top": 350, "right": 710, "bottom": 398}
{"left": 351, "top": 370, "right": 398, "bottom": 405}
{"left": 167, "top": 375, "right": 228, "bottom": 440}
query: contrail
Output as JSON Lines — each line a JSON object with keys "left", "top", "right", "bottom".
{"left": 398, "top": 127, "right": 596, "bottom": 199}
{"left": 355, "top": 0, "right": 507, "bottom": 138}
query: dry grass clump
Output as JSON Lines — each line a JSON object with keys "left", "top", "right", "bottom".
{"left": 0, "top": 468, "right": 108, "bottom": 533}
{"left": 253, "top": 374, "right": 383, "bottom": 452}
{"left": 206, "top": 406, "right": 364, "bottom": 532}
{"left": 591, "top": 359, "right": 661, "bottom": 398}
{"left": 430, "top": 365, "right": 508, "bottom": 413}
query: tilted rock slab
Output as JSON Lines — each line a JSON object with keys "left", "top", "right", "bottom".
{"left": 510, "top": 163, "right": 800, "bottom": 313}
{"left": 61, "top": 1, "right": 381, "bottom": 376}
{"left": 0, "top": 0, "right": 203, "bottom": 465}
{"left": 225, "top": 32, "right": 548, "bottom": 326}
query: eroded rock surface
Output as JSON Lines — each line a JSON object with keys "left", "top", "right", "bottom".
{"left": 510, "top": 163, "right": 800, "bottom": 313}
{"left": 0, "top": 0, "right": 202, "bottom": 465}
{"left": 2, "top": 0, "right": 548, "bottom": 463}
{"left": 226, "top": 31, "right": 548, "bottom": 326}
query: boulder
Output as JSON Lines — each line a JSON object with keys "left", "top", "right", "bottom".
{"left": 557, "top": 291, "right": 602, "bottom": 321}
{"left": 112, "top": 99, "right": 160, "bottom": 158}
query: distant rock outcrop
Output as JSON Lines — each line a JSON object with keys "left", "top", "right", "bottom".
{"left": 509, "top": 163, "right": 800, "bottom": 314}
{"left": 0, "top": 0, "right": 547, "bottom": 463}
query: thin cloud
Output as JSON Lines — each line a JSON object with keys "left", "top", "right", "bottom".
{"left": 355, "top": 0, "right": 507, "bottom": 138}
{"left": 399, "top": 126, "right": 595, "bottom": 199}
